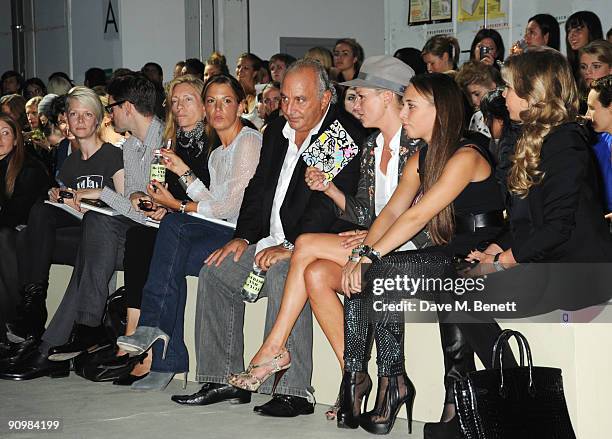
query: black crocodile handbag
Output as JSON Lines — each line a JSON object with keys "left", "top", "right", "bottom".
{"left": 454, "top": 329, "right": 576, "bottom": 439}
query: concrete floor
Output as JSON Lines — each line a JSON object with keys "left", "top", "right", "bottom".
{"left": 0, "top": 375, "right": 425, "bottom": 439}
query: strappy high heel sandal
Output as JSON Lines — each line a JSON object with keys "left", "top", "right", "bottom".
{"left": 227, "top": 348, "right": 291, "bottom": 392}
{"left": 325, "top": 390, "right": 341, "bottom": 420}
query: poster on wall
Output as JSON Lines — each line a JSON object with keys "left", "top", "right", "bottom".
{"left": 431, "top": 0, "right": 452, "bottom": 22}
{"left": 408, "top": 0, "right": 431, "bottom": 25}
{"left": 458, "top": 0, "right": 505, "bottom": 22}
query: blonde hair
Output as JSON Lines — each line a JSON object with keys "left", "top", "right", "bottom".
{"left": 66, "top": 86, "right": 105, "bottom": 126}
{"left": 502, "top": 48, "right": 579, "bottom": 197}
{"left": 163, "top": 75, "right": 206, "bottom": 148}
{"left": 304, "top": 47, "right": 333, "bottom": 72}
{"left": 26, "top": 96, "right": 42, "bottom": 110}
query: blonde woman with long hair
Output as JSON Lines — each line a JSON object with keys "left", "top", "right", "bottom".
{"left": 109, "top": 75, "right": 214, "bottom": 386}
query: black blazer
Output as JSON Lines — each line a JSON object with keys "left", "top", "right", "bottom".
{"left": 498, "top": 122, "right": 612, "bottom": 263}
{"left": 234, "top": 104, "right": 365, "bottom": 244}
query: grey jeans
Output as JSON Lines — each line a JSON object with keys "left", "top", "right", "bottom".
{"left": 41, "top": 212, "right": 133, "bottom": 349}
{"left": 195, "top": 244, "right": 314, "bottom": 400}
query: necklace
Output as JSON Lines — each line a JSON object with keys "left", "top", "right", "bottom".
{"left": 176, "top": 120, "right": 206, "bottom": 156}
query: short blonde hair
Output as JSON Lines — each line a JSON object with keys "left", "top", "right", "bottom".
{"left": 66, "top": 86, "right": 105, "bottom": 126}
{"left": 26, "top": 96, "right": 42, "bottom": 110}
{"left": 502, "top": 47, "right": 579, "bottom": 196}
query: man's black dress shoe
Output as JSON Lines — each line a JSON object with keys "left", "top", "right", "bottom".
{"left": 47, "top": 324, "right": 109, "bottom": 361}
{"left": 254, "top": 395, "right": 315, "bottom": 417}
{"left": 0, "top": 336, "right": 39, "bottom": 370}
{"left": 0, "top": 349, "right": 69, "bottom": 381}
{"left": 171, "top": 382, "right": 251, "bottom": 405}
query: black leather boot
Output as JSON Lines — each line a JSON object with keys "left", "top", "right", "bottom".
{"left": 438, "top": 323, "right": 475, "bottom": 422}
{"left": 5, "top": 282, "right": 48, "bottom": 342}
{"left": 336, "top": 371, "right": 372, "bottom": 429}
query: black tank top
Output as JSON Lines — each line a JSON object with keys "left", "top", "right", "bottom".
{"left": 418, "top": 140, "right": 505, "bottom": 256}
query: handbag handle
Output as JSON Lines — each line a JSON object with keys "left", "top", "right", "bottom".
{"left": 493, "top": 330, "right": 535, "bottom": 397}
{"left": 492, "top": 329, "right": 524, "bottom": 368}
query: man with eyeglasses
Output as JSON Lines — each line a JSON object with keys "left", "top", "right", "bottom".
{"left": 0, "top": 73, "right": 168, "bottom": 380}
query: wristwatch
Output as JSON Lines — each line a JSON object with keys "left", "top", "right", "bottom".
{"left": 358, "top": 245, "right": 382, "bottom": 262}
{"left": 493, "top": 253, "right": 505, "bottom": 272}
{"left": 179, "top": 200, "right": 188, "bottom": 214}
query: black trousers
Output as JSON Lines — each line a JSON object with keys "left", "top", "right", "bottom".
{"left": 0, "top": 227, "right": 20, "bottom": 337}
{"left": 17, "top": 202, "right": 81, "bottom": 288}
{"left": 122, "top": 225, "right": 158, "bottom": 309}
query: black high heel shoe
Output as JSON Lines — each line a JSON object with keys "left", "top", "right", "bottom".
{"left": 359, "top": 372, "right": 416, "bottom": 435}
{"left": 336, "top": 371, "right": 372, "bottom": 429}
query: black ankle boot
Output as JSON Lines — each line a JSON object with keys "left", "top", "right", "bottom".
{"left": 336, "top": 371, "right": 372, "bottom": 429}
{"left": 423, "top": 415, "right": 462, "bottom": 439}
{"left": 5, "top": 282, "right": 48, "bottom": 342}
{"left": 359, "top": 372, "right": 416, "bottom": 435}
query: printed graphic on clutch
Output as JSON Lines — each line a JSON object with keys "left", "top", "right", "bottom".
{"left": 301, "top": 119, "right": 359, "bottom": 181}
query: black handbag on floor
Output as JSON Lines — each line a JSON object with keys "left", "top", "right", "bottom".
{"left": 73, "top": 287, "right": 130, "bottom": 382}
{"left": 454, "top": 329, "right": 576, "bottom": 439}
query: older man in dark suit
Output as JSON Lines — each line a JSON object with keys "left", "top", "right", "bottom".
{"left": 172, "top": 59, "right": 365, "bottom": 416}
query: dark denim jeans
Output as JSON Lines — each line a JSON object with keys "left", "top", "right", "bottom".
{"left": 138, "top": 213, "right": 234, "bottom": 373}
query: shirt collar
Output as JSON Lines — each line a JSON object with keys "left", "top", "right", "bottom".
{"left": 282, "top": 103, "right": 331, "bottom": 146}
{"left": 375, "top": 126, "right": 402, "bottom": 151}
{"left": 142, "top": 117, "right": 164, "bottom": 150}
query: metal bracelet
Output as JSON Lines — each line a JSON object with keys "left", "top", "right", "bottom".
{"left": 282, "top": 239, "right": 295, "bottom": 251}
{"left": 179, "top": 200, "right": 188, "bottom": 214}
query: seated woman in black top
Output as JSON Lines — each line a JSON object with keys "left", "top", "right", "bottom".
{"left": 338, "top": 73, "right": 505, "bottom": 435}
{"left": 4, "top": 86, "right": 123, "bottom": 345}
{"left": 0, "top": 114, "right": 49, "bottom": 341}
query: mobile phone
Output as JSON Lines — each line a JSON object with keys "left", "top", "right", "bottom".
{"left": 479, "top": 45, "right": 491, "bottom": 59}
{"left": 138, "top": 199, "right": 155, "bottom": 212}
{"left": 59, "top": 190, "right": 74, "bottom": 199}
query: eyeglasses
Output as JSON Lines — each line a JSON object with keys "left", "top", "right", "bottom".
{"left": 104, "top": 100, "right": 126, "bottom": 114}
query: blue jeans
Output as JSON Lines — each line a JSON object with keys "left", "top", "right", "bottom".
{"left": 138, "top": 213, "right": 234, "bottom": 373}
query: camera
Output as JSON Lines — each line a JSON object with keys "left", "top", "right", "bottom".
{"left": 479, "top": 45, "right": 492, "bottom": 59}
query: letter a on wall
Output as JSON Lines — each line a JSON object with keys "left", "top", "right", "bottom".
{"left": 104, "top": 0, "right": 119, "bottom": 39}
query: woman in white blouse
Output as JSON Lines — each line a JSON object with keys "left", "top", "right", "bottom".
{"left": 116, "top": 75, "right": 262, "bottom": 391}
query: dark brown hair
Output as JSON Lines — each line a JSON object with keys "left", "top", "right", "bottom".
{"left": 410, "top": 73, "right": 466, "bottom": 244}
{"left": 0, "top": 113, "right": 25, "bottom": 197}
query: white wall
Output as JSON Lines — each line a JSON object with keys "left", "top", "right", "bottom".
{"left": 70, "top": 0, "right": 122, "bottom": 84}
{"left": 385, "top": 0, "right": 612, "bottom": 63}
{"left": 248, "top": 0, "right": 386, "bottom": 61}
{"left": 119, "top": 0, "right": 186, "bottom": 83}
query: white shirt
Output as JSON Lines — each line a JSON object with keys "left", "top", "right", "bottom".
{"left": 373, "top": 127, "right": 416, "bottom": 252}
{"left": 255, "top": 105, "right": 330, "bottom": 254}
